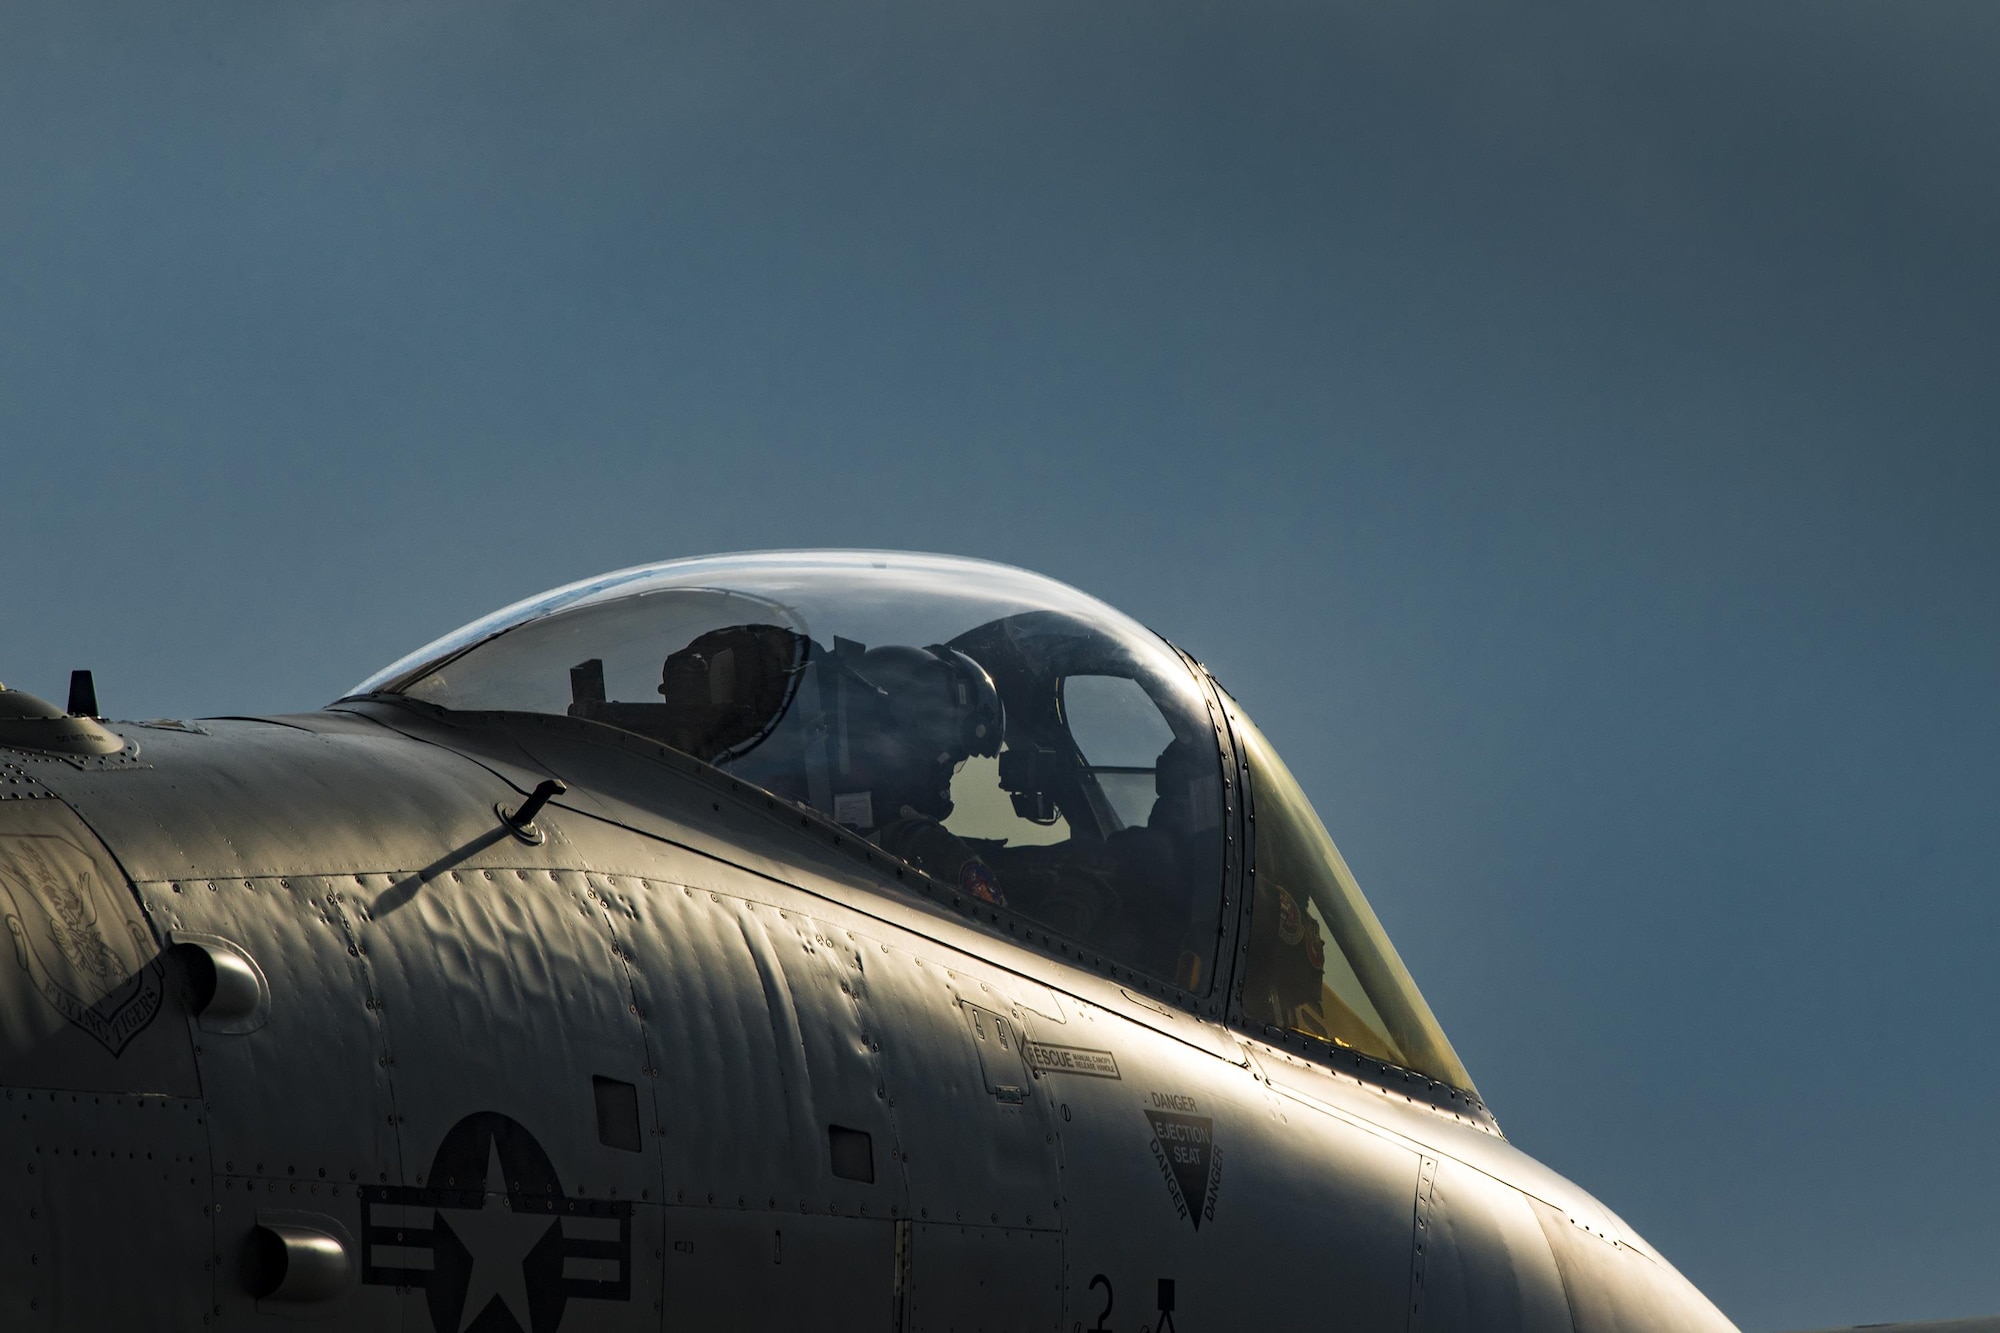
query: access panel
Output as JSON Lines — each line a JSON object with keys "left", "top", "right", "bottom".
{"left": 613, "top": 870, "right": 912, "bottom": 1329}
{"left": 1411, "top": 1155, "right": 1571, "bottom": 1333}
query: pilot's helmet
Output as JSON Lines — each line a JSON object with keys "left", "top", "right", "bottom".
{"left": 851, "top": 644, "right": 1003, "bottom": 819}
{"left": 1147, "top": 735, "right": 1205, "bottom": 829}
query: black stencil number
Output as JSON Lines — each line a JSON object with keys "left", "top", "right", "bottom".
{"left": 1090, "top": 1273, "right": 1114, "bottom": 1331}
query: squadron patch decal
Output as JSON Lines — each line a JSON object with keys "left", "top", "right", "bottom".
{"left": 960, "top": 858, "right": 1006, "bottom": 907}
{"left": 1144, "top": 1092, "right": 1222, "bottom": 1232}
{"left": 1274, "top": 887, "right": 1305, "bottom": 947}
{"left": 0, "top": 829, "right": 163, "bottom": 1056}
{"left": 362, "top": 1112, "right": 633, "bottom": 1332}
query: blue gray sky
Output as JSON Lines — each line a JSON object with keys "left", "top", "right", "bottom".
{"left": 4, "top": 4, "right": 1997, "bottom": 1327}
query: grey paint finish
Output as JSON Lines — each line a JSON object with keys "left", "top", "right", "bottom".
{"left": 49, "top": 714, "right": 544, "bottom": 884}
{"left": 0, "top": 698, "right": 1745, "bottom": 1331}
{"left": 865, "top": 957, "right": 1060, "bottom": 1232}
{"left": 151, "top": 875, "right": 401, "bottom": 1184}
{"left": 661, "top": 1210, "right": 896, "bottom": 1331}
{"left": 905, "top": 1224, "right": 1063, "bottom": 1332}
{"left": 10, "top": 1089, "right": 211, "bottom": 1329}
{"left": 360, "top": 867, "right": 655, "bottom": 1203}
{"left": 1531, "top": 1198, "right": 1736, "bottom": 1333}
{"left": 1416, "top": 1155, "right": 1573, "bottom": 1333}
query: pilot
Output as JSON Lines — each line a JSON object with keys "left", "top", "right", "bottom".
{"left": 995, "top": 736, "right": 1207, "bottom": 982}
{"left": 1103, "top": 735, "right": 1213, "bottom": 985}
{"left": 843, "top": 644, "right": 1008, "bottom": 905}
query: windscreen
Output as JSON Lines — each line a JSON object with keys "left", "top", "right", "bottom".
{"left": 1233, "top": 708, "right": 1474, "bottom": 1092}
{"left": 358, "top": 552, "right": 1226, "bottom": 990}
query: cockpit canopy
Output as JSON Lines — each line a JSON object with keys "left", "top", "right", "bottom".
{"left": 345, "top": 551, "right": 1472, "bottom": 1092}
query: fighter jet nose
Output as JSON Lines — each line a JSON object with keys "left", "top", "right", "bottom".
{"left": 0, "top": 684, "right": 126, "bottom": 755}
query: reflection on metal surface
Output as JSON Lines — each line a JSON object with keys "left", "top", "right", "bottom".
{"left": 0, "top": 550, "right": 1768, "bottom": 1333}
{"left": 169, "top": 933, "right": 269, "bottom": 1032}
{"left": 247, "top": 1217, "right": 356, "bottom": 1304}
{"left": 368, "top": 552, "right": 1229, "bottom": 991}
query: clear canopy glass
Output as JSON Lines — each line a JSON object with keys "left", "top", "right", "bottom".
{"left": 344, "top": 550, "right": 1472, "bottom": 1092}
{"left": 348, "top": 552, "right": 1228, "bottom": 989}
{"left": 1232, "top": 706, "right": 1472, "bottom": 1090}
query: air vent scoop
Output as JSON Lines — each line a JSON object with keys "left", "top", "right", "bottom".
{"left": 0, "top": 684, "right": 125, "bottom": 756}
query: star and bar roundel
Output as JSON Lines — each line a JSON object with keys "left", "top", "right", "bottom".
{"left": 362, "top": 1112, "right": 633, "bottom": 1333}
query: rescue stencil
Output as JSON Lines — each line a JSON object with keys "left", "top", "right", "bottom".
{"left": 1024, "top": 1040, "right": 1121, "bottom": 1079}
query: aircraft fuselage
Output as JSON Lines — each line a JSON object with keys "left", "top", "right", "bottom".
{"left": 0, "top": 699, "right": 1733, "bottom": 1332}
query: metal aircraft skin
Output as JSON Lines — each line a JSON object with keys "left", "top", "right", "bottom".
{"left": 0, "top": 549, "right": 1919, "bottom": 1333}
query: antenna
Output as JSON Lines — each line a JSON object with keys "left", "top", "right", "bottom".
{"left": 67, "top": 670, "right": 99, "bottom": 718}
